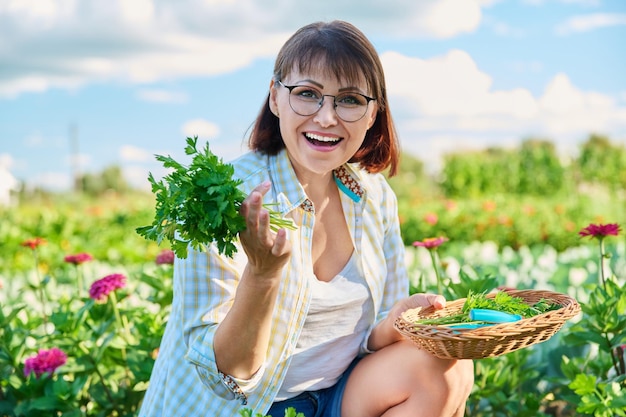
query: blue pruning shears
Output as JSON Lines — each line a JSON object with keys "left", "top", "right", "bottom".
{"left": 446, "top": 309, "right": 522, "bottom": 330}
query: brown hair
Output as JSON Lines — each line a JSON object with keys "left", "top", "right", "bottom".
{"left": 248, "top": 20, "right": 400, "bottom": 176}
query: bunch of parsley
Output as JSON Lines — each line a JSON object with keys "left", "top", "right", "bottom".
{"left": 136, "top": 136, "right": 296, "bottom": 259}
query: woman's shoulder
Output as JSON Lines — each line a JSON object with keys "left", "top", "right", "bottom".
{"left": 344, "top": 163, "right": 394, "bottom": 201}
{"left": 229, "top": 151, "right": 270, "bottom": 194}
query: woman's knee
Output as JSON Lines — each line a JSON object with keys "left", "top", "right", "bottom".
{"left": 342, "top": 341, "right": 474, "bottom": 416}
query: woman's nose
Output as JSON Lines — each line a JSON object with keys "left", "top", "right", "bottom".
{"left": 313, "top": 97, "right": 338, "bottom": 126}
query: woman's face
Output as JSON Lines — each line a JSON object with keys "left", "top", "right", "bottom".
{"left": 269, "top": 70, "right": 378, "bottom": 182}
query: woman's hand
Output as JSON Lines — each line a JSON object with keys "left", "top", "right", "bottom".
{"left": 369, "top": 293, "right": 446, "bottom": 351}
{"left": 238, "top": 181, "right": 292, "bottom": 279}
{"left": 387, "top": 293, "right": 446, "bottom": 324}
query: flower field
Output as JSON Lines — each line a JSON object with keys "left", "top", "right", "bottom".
{"left": 1, "top": 192, "right": 625, "bottom": 417}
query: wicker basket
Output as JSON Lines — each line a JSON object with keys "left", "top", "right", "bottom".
{"left": 394, "top": 289, "right": 580, "bottom": 360}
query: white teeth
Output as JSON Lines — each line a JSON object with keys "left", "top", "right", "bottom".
{"left": 305, "top": 133, "right": 340, "bottom": 142}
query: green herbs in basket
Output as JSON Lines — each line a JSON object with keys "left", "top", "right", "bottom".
{"left": 416, "top": 291, "right": 561, "bottom": 327}
{"left": 136, "top": 136, "right": 297, "bottom": 259}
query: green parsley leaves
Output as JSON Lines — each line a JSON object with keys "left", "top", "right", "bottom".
{"left": 136, "top": 136, "right": 296, "bottom": 259}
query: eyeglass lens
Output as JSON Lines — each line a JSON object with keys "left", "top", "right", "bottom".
{"left": 284, "top": 84, "right": 372, "bottom": 122}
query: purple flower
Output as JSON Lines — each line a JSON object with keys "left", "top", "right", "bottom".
{"left": 24, "top": 347, "right": 67, "bottom": 378}
{"left": 64, "top": 252, "right": 94, "bottom": 265}
{"left": 155, "top": 249, "right": 175, "bottom": 265}
{"left": 579, "top": 223, "right": 621, "bottom": 239}
{"left": 89, "top": 273, "right": 127, "bottom": 301}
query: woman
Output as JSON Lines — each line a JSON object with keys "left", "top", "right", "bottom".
{"left": 139, "top": 20, "right": 473, "bottom": 417}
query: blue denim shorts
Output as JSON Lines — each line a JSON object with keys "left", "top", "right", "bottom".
{"left": 267, "top": 358, "right": 360, "bottom": 417}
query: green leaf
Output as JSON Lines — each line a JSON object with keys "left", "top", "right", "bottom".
{"left": 569, "top": 373, "right": 597, "bottom": 396}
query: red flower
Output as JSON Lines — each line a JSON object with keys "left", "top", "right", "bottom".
{"left": 155, "top": 249, "right": 175, "bottom": 265}
{"left": 64, "top": 252, "right": 94, "bottom": 265}
{"left": 21, "top": 237, "right": 46, "bottom": 250}
{"left": 413, "top": 237, "right": 449, "bottom": 249}
{"left": 89, "top": 273, "right": 127, "bottom": 301}
{"left": 24, "top": 347, "right": 67, "bottom": 378}
{"left": 579, "top": 223, "right": 621, "bottom": 239}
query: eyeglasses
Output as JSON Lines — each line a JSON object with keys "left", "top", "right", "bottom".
{"left": 277, "top": 80, "right": 376, "bottom": 122}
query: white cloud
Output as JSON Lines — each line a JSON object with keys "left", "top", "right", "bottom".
{"left": 119, "top": 145, "right": 152, "bottom": 162}
{"left": 117, "top": 0, "right": 154, "bottom": 25}
{"left": 382, "top": 50, "right": 537, "bottom": 119}
{"left": 556, "top": 13, "right": 626, "bottom": 35}
{"left": 0, "top": 0, "right": 488, "bottom": 98}
{"left": 404, "top": 0, "right": 482, "bottom": 38}
{"left": 381, "top": 50, "right": 626, "bottom": 169}
{"left": 539, "top": 73, "right": 625, "bottom": 135}
{"left": 181, "top": 119, "right": 220, "bottom": 139}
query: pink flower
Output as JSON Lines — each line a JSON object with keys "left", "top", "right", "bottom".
{"left": 89, "top": 273, "right": 127, "bottom": 301}
{"left": 21, "top": 237, "right": 46, "bottom": 250}
{"left": 412, "top": 237, "right": 449, "bottom": 250}
{"left": 424, "top": 212, "right": 438, "bottom": 226}
{"left": 579, "top": 223, "right": 621, "bottom": 239}
{"left": 64, "top": 252, "right": 94, "bottom": 265}
{"left": 24, "top": 347, "right": 67, "bottom": 378}
{"left": 155, "top": 249, "right": 175, "bottom": 265}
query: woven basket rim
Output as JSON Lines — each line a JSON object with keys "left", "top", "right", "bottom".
{"left": 393, "top": 289, "right": 581, "bottom": 358}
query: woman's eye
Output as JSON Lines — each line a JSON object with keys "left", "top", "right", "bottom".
{"left": 337, "top": 94, "right": 365, "bottom": 106}
{"left": 294, "top": 88, "right": 321, "bottom": 100}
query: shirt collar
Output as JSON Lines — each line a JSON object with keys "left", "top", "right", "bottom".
{"left": 269, "top": 150, "right": 365, "bottom": 214}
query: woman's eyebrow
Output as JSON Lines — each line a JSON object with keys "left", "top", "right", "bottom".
{"left": 293, "top": 79, "right": 324, "bottom": 89}
{"left": 294, "top": 79, "right": 366, "bottom": 94}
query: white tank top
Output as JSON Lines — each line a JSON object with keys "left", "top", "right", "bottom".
{"left": 275, "top": 252, "right": 373, "bottom": 401}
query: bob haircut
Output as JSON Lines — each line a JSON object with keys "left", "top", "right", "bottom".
{"left": 248, "top": 20, "right": 400, "bottom": 176}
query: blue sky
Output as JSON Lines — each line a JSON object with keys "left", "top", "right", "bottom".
{"left": 1, "top": 0, "right": 625, "bottom": 197}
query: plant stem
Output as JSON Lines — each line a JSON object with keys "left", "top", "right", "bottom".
{"left": 79, "top": 343, "right": 117, "bottom": 411}
{"left": 109, "top": 291, "right": 132, "bottom": 381}
{"left": 429, "top": 249, "right": 443, "bottom": 294}
{"left": 75, "top": 264, "right": 84, "bottom": 293}
{"left": 598, "top": 237, "right": 607, "bottom": 290}
{"left": 413, "top": 246, "right": 425, "bottom": 293}
{"left": 32, "top": 248, "right": 48, "bottom": 327}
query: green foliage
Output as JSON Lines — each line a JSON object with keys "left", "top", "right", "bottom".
{"left": 0, "top": 243, "right": 173, "bottom": 416}
{"left": 439, "top": 138, "right": 568, "bottom": 198}
{"left": 239, "top": 407, "right": 304, "bottom": 417}
{"left": 79, "top": 166, "right": 132, "bottom": 196}
{"left": 560, "top": 277, "right": 626, "bottom": 416}
{"left": 468, "top": 349, "right": 553, "bottom": 417}
{"left": 578, "top": 134, "right": 626, "bottom": 191}
{"left": 136, "top": 136, "right": 296, "bottom": 259}
{"left": 414, "top": 290, "right": 560, "bottom": 326}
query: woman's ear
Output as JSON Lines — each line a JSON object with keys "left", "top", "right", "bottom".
{"left": 269, "top": 80, "right": 280, "bottom": 117}
{"left": 366, "top": 104, "right": 378, "bottom": 129}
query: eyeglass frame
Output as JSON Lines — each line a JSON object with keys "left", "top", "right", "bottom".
{"left": 276, "top": 80, "right": 377, "bottom": 122}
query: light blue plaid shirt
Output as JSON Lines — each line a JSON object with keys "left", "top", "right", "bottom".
{"left": 139, "top": 149, "right": 409, "bottom": 416}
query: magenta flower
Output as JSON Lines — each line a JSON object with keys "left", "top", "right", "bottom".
{"left": 21, "top": 237, "right": 46, "bottom": 250}
{"left": 412, "top": 237, "right": 449, "bottom": 250}
{"left": 155, "top": 249, "right": 175, "bottom": 265}
{"left": 89, "top": 273, "right": 127, "bottom": 301}
{"left": 24, "top": 347, "right": 67, "bottom": 378}
{"left": 579, "top": 222, "right": 621, "bottom": 290}
{"left": 413, "top": 237, "right": 449, "bottom": 294}
{"left": 579, "top": 223, "right": 621, "bottom": 239}
{"left": 64, "top": 252, "right": 94, "bottom": 265}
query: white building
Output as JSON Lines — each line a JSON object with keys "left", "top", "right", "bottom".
{"left": 0, "top": 155, "right": 19, "bottom": 206}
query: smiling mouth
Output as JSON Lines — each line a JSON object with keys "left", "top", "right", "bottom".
{"left": 304, "top": 132, "right": 343, "bottom": 147}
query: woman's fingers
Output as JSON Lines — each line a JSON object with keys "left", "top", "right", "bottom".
{"left": 425, "top": 294, "right": 446, "bottom": 310}
{"left": 403, "top": 293, "right": 446, "bottom": 311}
